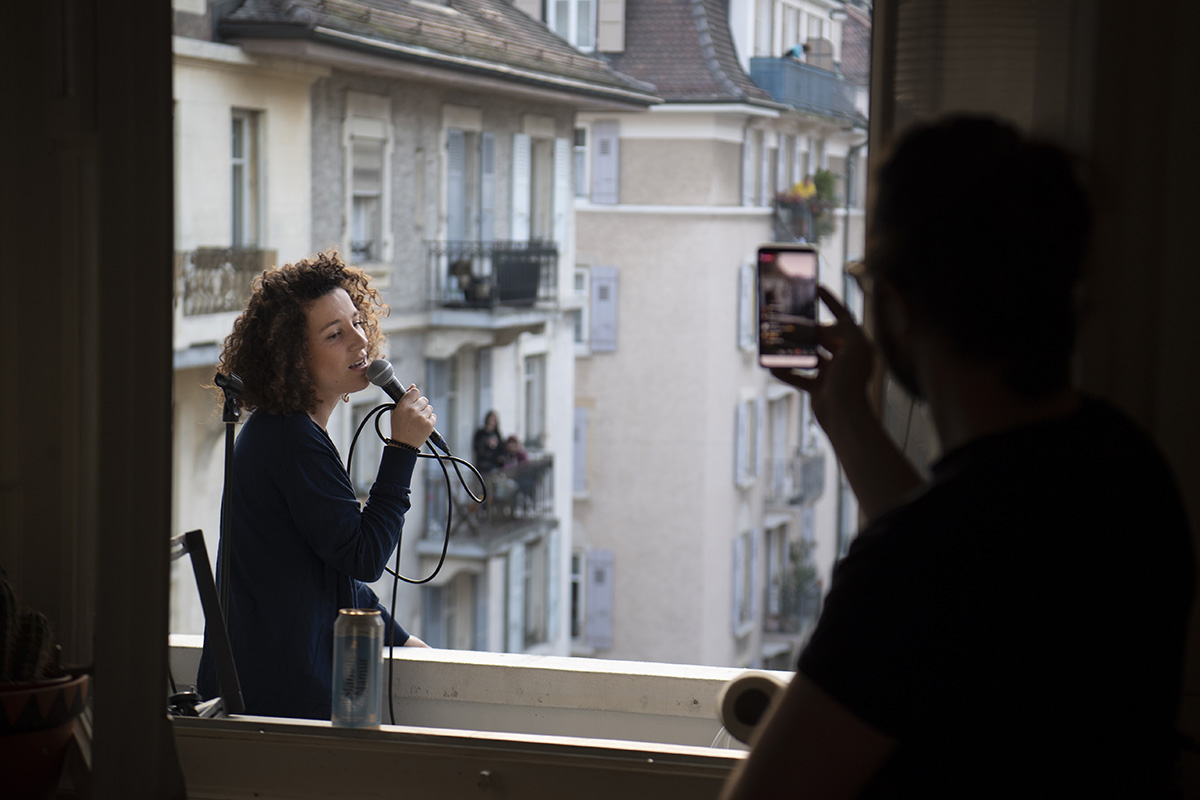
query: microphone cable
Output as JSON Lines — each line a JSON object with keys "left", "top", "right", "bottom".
{"left": 345, "top": 401, "right": 488, "bottom": 724}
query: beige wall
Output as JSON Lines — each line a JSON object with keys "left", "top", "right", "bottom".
{"left": 620, "top": 139, "right": 744, "bottom": 206}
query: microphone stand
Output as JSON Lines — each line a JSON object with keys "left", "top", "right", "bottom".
{"left": 214, "top": 372, "right": 244, "bottom": 623}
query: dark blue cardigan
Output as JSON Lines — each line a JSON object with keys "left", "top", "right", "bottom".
{"left": 197, "top": 411, "right": 416, "bottom": 720}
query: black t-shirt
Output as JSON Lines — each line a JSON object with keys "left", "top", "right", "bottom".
{"left": 798, "top": 398, "right": 1194, "bottom": 797}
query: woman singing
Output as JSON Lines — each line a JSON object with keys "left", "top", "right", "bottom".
{"left": 197, "top": 250, "right": 431, "bottom": 720}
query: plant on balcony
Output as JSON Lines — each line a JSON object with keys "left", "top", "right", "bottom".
{"left": 778, "top": 539, "right": 821, "bottom": 633}
{"left": 1, "top": 574, "right": 91, "bottom": 799}
{"left": 774, "top": 167, "right": 841, "bottom": 241}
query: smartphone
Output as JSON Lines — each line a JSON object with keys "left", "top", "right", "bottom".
{"left": 757, "top": 243, "right": 819, "bottom": 369}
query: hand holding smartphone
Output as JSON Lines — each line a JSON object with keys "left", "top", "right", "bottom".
{"left": 757, "top": 243, "right": 819, "bottom": 369}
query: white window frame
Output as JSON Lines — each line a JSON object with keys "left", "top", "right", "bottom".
{"left": 343, "top": 91, "right": 393, "bottom": 266}
{"left": 574, "top": 266, "right": 591, "bottom": 353}
{"left": 230, "top": 108, "right": 260, "bottom": 248}
{"left": 523, "top": 353, "right": 547, "bottom": 448}
{"left": 573, "top": 126, "right": 589, "bottom": 199}
{"left": 548, "top": 0, "right": 597, "bottom": 51}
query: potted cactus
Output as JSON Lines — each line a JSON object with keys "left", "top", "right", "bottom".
{"left": 0, "top": 573, "right": 90, "bottom": 800}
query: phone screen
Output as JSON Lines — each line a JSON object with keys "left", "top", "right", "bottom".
{"left": 758, "top": 244, "right": 818, "bottom": 369}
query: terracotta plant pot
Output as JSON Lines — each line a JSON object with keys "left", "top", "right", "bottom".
{"left": 0, "top": 673, "right": 90, "bottom": 800}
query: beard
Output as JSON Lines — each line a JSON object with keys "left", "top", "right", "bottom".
{"left": 876, "top": 317, "right": 923, "bottom": 402}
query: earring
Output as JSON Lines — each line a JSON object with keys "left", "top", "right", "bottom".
{"left": 342, "top": 393, "right": 350, "bottom": 403}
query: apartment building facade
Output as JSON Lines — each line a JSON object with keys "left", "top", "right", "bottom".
{"left": 555, "top": 0, "right": 870, "bottom": 668}
{"left": 169, "top": 0, "right": 657, "bottom": 657}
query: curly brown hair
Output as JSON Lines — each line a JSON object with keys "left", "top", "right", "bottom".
{"left": 216, "top": 250, "right": 389, "bottom": 415}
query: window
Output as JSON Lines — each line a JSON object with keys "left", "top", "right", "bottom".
{"left": 732, "top": 531, "right": 759, "bottom": 635}
{"left": 549, "top": 0, "right": 596, "bottom": 51}
{"left": 735, "top": 396, "right": 765, "bottom": 487}
{"left": 230, "top": 109, "right": 260, "bottom": 247}
{"left": 421, "top": 572, "right": 477, "bottom": 650}
{"left": 570, "top": 552, "right": 585, "bottom": 639}
{"left": 523, "top": 354, "right": 546, "bottom": 448}
{"left": 764, "top": 523, "right": 787, "bottom": 620}
{"left": 424, "top": 357, "right": 459, "bottom": 531}
{"left": 351, "top": 400, "right": 385, "bottom": 496}
{"left": 524, "top": 537, "right": 549, "bottom": 647}
{"left": 589, "top": 265, "right": 618, "bottom": 351}
{"left": 573, "top": 127, "right": 589, "bottom": 198}
{"left": 737, "top": 263, "right": 755, "bottom": 350}
{"left": 573, "top": 266, "right": 590, "bottom": 350}
{"left": 585, "top": 549, "right": 613, "bottom": 649}
{"left": 344, "top": 92, "right": 392, "bottom": 265}
{"left": 573, "top": 406, "right": 588, "bottom": 494}
{"left": 590, "top": 120, "right": 619, "bottom": 204}
{"left": 512, "top": 128, "right": 569, "bottom": 245}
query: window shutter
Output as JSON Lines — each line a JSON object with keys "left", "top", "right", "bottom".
{"left": 473, "top": 573, "right": 488, "bottom": 651}
{"left": 547, "top": 530, "right": 561, "bottom": 641}
{"left": 477, "top": 347, "right": 493, "bottom": 428}
{"left": 590, "top": 265, "right": 618, "bottom": 352}
{"left": 480, "top": 132, "right": 496, "bottom": 242}
{"left": 776, "top": 134, "right": 790, "bottom": 195}
{"left": 511, "top": 132, "right": 531, "bottom": 240}
{"left": 585, "top": 549, "right": 613, "bottom": 649}
{"left": 553, "top": 137, "right": 571, "bottom": 250}
{"left": 759, "top": 132, "right": 771, "bottom": 205}
{"left": 755, "top": 395, "right": 766, "bottom": 478}
{"left": 732, "top": 535, "right": 745, "bottom": 633}
{"left": 741, "top": 129, "right": 756, "bottom": 206}
{"left": 735, "top": 401, "right": 749, "bottom": 485}
{"left": 423, "top": 586, "right": 445, "bottom": 648}
{"left": 738, "top": 263, "right": 756, "bottom": 350}
{"left": 447, "top": 129, "right": 465, "bottom": 242}
{"left": 573, "top": 407, "right": 588, "bottom": 493}
{"left": 590, "top": 120, "right": 619, "bottom": 204}
{"left": 507, "top": 542, "right": 526, "bottom": 652}
{"left": 750, "top": 529, "right": 761, "bottom": 623}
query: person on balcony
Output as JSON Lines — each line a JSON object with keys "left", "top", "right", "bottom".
{"left": 721, "top": 116, "right": 1194, "bottom": 798}
{"left": 473, "top": 410, "right": 506, "bottom": 473}
{"left": 197, "top": 249, "right": 431, "bottom": 722}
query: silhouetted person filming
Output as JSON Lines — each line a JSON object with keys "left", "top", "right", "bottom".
{"left": 722, "top": 116, "right": 1195, "bottom": 799}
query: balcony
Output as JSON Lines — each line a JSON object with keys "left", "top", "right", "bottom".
{"left": 174, "top": 247, "right": 276, "bottom": 355}
{"left": 425, "top": 454, "right": 556, "bottom": 554}
{"left": 426, "top": 240, "right": 558, "bottom": 312}
{"left": 765, "top": 449, "right": 827, "bottom": 508}
{"left": 749, "top": 57, "right": 862, "bottom": 123}
{"left": 168, "top": 640, "right": 758, "bottom": 797}
{"left": 176, "top": 247, "right": 274, "bottom": 317}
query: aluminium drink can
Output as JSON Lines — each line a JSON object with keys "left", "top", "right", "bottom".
{"left": 331, "top": 608, "right": 384, "bottom": 728}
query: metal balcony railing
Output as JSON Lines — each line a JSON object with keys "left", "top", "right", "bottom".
{"left": 766, "top": 449, "right": 827, "bottom": 507}
{"left": 176, "top": 247, "right": 275, "bottom": 316}
{"left": 426, "top": 454, "right": 555, "bottom": 543}
{"left": 749, "top": 57, "right": 861, "bottom": 123}
{"left": 425, "top": 240, "right": 558, "bottom": 310}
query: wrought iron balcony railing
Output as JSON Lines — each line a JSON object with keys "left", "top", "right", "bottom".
{"left": 425, "top": 240, "right": 558, "bottom": 310}
{"left": 766, "top": 449, "right": 826, "bottom": 508}
{"left": 175, "top": 247, "right": 275, "bottom": 316}
{"left": 426, "top": 454, "right": 556, "bottom": 544}
{"left": 749, "top": 57, "right": 861, "bottom": 123}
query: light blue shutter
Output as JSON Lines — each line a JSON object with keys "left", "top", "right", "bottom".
{"left": 755, "top": 396, "right": 766, "bottom": 478}
{"left": 423, "top": 586, "right": 445, "bottom": 648}
{"left": 547, "top": 530, "right": 561, "bottom": 641}
{"left": 477, "top": 348, "right": 493, "bottom": 428}
{"left": 573, "top": 407, "right": 588, "bottom": 493}
{"left": 750, "top": 529, "right": 761, "bottom": 623}
{"left": 447, "top": 129, "right": 465, "bottom": 242}
{"left": 732, "top": 535, "right": 745, "bottom": 632}
{"left": 507, "top": 542, "right": 525, "bottom": 652}
{"left": 738, "top": 264, "right": 755, "bottom": 350}
{"left": 735, "top": 401, "right": 749, "bottom": 485}
{"left": 511, "top": 133, "right": 531, "bottom": 240}
{"left": 479, "top": 132, "right": 496, "bottom": 242}
{"left": 473, "top": 573, "right": 488, "bottom": 651}
{"left": 741, "top": 129, "right": 756, "bottom": 206}
{"left": 553, "top": 137, "right": 571, "bottom": 251}
{"left": 590, "top": 120, "right": 619, "bottom": 204}
{"left": 590, "top": 265, "right": 618, "bottom": 352}
{"left": 585, "top": 549, "right": 613, "bottom": 649}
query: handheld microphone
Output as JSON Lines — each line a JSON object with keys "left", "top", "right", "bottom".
{"left": 366, "top": 359, "right": 448, "bottom": 452}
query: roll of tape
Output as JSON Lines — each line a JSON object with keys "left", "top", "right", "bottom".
{"left": 717, "top": 670, "right": 789, "bottom": 745}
